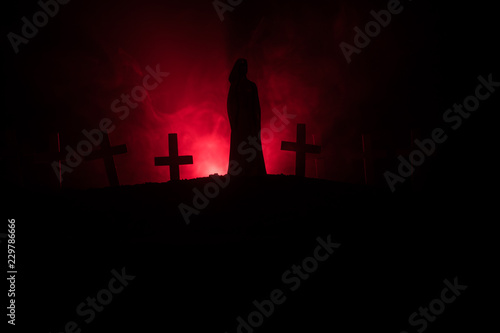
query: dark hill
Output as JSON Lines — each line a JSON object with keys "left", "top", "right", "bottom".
{"left": 7, "top": 175, "right": 492, "bottom": 332}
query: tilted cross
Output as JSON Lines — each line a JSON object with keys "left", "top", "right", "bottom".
{"left": 155, "top": 133, "right": 193, "bottom": 181}
{"left": 86, "top": 132, "right": 127, "bottom": 187}
{"left": 281, "top": 123, "right": 321, "bottom": 177}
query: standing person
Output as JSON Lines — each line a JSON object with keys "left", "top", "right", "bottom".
{"left": 227, "top": 58, "right": 266, "bottom": 176}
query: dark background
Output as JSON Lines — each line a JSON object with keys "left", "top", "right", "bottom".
{"left": 2, "top": 0, "right": 498, "bottom": 332}
{"left": 2, "top": 0, "right": 497, "bottom": 187}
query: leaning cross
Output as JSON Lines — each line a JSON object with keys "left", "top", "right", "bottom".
{"left": 281, "top": 123, "right": 321, "bottom": 177}
{"left": 155, "top": 133, "right": 193, "bottom": 181}
{"left": 86, "top": 131, "right": 127, "bottom": 187}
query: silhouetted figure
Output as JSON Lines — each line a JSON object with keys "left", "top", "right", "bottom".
{"left": 227, "top": 59, "right": 267, "bottom": 176}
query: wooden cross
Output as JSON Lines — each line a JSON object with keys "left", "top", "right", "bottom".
{"left": 155, "top": 133, "right": 193, "bottom": 181}
{"left": 86, "top": 132, "right": 127, "bottom": 187}
{"left": 281, "top": 124, "right": 321, "bottom": 177}
{"left": 32, "top": 132, "right": 64, "bottom": 188}
{"left": 356, "top": 134, "right": 387, "bottom": 185}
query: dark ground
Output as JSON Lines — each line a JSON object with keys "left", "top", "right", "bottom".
{"left": 5, "top": 171, "right": 495, "bottom": 332}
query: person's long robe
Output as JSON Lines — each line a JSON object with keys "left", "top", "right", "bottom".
{"left": 227, "top": 77, "right": 267, "bottom": 176}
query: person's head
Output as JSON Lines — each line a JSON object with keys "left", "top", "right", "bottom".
{"left": 229, "top": 58, "right": 248, "bottom": 83}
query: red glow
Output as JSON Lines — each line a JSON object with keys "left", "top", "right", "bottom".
{"left": 25, "top": 1, "right": 355, "bottom": 187}
{"left": 107, "top": 49, "right": 329, "bottom": 183}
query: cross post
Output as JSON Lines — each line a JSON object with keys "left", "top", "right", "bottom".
{"left": 86, "top": 132, "right": 127, "bottom": 187}
{"left": 281, "top": 124, "right": 321, "bottom": 177}
{"left": 154, "top": 133, "right": 193, "bottom": 181}
{"left": 357, "top": 134, "right": 387, "bottom": 185}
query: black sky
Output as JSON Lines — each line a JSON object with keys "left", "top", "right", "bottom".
{"left": 2, "top": 0, "right": 498, "bottom": 188}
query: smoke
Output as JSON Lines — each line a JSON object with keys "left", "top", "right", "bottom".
{"left": 8, "top": 0, "right": 410, "bottom": 188}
